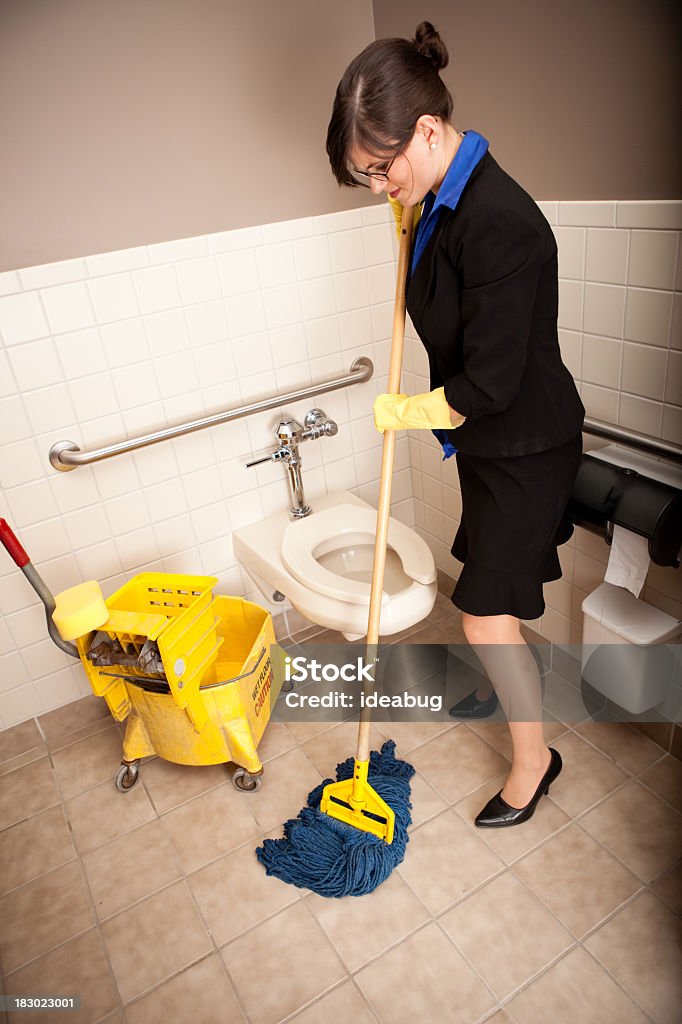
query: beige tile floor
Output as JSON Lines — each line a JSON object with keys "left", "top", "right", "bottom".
{"left": 0, "top": 596, "right": 680, "bottom": 1024}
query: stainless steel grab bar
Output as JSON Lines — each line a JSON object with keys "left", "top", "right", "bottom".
{"left": 49, "top": 357, "right": 374, "bottom": 471}
{"left": 583, "top": 417, "right": 682, "bottom": 464}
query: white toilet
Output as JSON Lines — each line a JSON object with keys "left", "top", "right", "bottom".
{"left": 233, "top": 490, "right": 437, "bottom": 640}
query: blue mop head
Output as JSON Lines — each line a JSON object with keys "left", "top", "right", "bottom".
{"left": 255, "top": 739, "right": 414, "bottom": 898}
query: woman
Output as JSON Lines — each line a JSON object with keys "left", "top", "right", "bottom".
{"left": 326, "top": 22, "right": 585, "bottom": 828}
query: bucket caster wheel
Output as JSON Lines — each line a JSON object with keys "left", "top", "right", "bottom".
{"left": 232, "top": 768, "right": 262, "bottom": 792}
{"left": 115, "top": 761, "right": 140, "bottom": 792}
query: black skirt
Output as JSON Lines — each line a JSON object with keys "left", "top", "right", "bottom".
{"left": 451, "top": 433, "right": 583, "bottom": 619}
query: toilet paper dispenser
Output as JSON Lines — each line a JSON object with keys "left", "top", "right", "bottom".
{"left": 568, "top": 450, "right": 682, "bottom": 568}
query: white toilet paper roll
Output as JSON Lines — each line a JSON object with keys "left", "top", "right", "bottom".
{"left": 603, "top": 524, "right": 650, "bottom": 597}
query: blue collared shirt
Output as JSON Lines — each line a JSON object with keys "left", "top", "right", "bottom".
{"left": 411, "top": 130, "right": 489, "bottom": 273}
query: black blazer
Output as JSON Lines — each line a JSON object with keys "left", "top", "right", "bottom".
{"left": 407, "top": 150, "right": 585, "bottom": 457}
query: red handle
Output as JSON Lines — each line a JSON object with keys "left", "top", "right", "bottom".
{"left": 0, "top": 518, "right": 30, "bottom": 568}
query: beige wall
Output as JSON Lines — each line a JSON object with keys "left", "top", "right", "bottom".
{"left": 373, "top": 0, "right": 681, "bottom": 201}
{"left": 0, "top": 0, "right": 375, "bottom": 272}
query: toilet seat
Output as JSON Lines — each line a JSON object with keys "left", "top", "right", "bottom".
{"left": 281, "top": 503, "right": 436, "bottom": 606}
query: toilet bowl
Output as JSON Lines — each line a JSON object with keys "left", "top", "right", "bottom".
{"left": 233, "top": 490, "right": 437, "bottom": 640}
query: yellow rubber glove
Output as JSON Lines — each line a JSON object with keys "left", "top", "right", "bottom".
{"left": 374, "top": 387, "right": 466, "bottom": 432}
{"left": 387, "top": 194, "right": 422, "bottom": 240}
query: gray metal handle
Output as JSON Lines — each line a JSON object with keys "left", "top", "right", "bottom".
{"left": 50, "top": 357, "right": 374, "bottom": 471}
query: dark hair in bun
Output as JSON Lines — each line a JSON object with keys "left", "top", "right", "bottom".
{"left": 326, "top": 22, "right": 454, "bottom": 187}
{"left": 413, "top": 20, "right": 449, "bottom": 70}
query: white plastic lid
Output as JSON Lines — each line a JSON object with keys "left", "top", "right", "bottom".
{"left": 582, "top": 582, "right": 682, "bottom": 645}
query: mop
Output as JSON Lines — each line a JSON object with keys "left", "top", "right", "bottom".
{"left": 256, "top": 204, "right": 417, "bottom": 897}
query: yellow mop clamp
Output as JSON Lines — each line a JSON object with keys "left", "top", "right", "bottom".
{"left": 319, "top": 202, "right": 415, "bottom": 845}
{"left": 320, "top": 758, "right": 395, "bottom": 843}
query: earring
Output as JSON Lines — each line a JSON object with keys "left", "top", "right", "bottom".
{"left": 430, "top": 142, "right": 437, "bottom": 150}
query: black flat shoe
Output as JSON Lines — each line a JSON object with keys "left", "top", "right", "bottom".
{"left": 474, "top": 748, "right": 563, "bottom": 828}
{"left": 448, "top": 688, "right": 499, "bottom": 719}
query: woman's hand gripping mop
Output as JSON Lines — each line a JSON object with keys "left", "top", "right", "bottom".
{"left": 255, "top": 205, "right": 419, "bottom": 897}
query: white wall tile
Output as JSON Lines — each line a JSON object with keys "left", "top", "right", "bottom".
{"left": 0, "top": 438, "right": 44, "bottom": 489}
{"left": 581, "top": 334, "right": 622, "bottom": 388}
{"left": 616, "top": 201, "right": 682, "bottom": 230}
{"left": 304, "top": 316, "right": 340, "bottom": 359}
{"left": 143, "top": 308, "right": 191, "bottom": 356}
{"left": 664, "top": 350, "right": 682, "bottom": 405}
{"left": 617, "top": 393, "right": 663, "bottom": 437}
{"left": 558, "top": 280, "right": 583, "bottom": 330}
{"left": 0, "top": 351, "right": 15, "bottom": 397}
{"left": 56, "top": 327, "right": 108, "bottom": 378}
{"left": 68, "top": 372, "right": 120, "bottom": 421}
{"left": 585, "top": 228, "right": 629, "bottom": 285}
{"left": 0, "top": 271, "right": 22, "bottom": 297}
{"left": 216, "top": 249, "right": 260, "bottom": 297}
{"left": 624, "top": 288, "right": 673, "bottom": 347}
{"left": 292, "top": 236, "right": 331, "bottom": 281}
{"left": 299, "top": 278, "right": 336, "bottom": 320}
{"left": 40, "top": 282, "right": 95, "bottom": 334}
{"left": 16, "top": 518, "right": 72, "bottom": 564}
{"left": 86, "top": 246, "right": 149, "bottom": 276}
{"left": 268, "top": 324, "right": 308, "bottom": 368}
{"left": 133, "top": 265, "right": 182, "bottom": 313}
{"left": 661, "top": 404, "right": 682, "bottom": 444}
{"left": 580, "top": 383, "right": 619, "bottom": 423}
{"left": 48, "top": 467, "right": 100, "bottom": 514}
{"left": 18, "top": 258, "right": 88, "bottom": 290}
{"left": 363, "top": 223, "right": 395, "bottom": 266}
{"left": 334, "top": 270, "right": 369, "bottom": 313}
{"left": 621, "top": 342, "right": 667, "bottom": 401}
{"left": 7, "top": 339, "right": 63, "bottom": 391}
{"left": 0, "top": 291, "right": 49, "bottom": 345}
{"left": 263, "top": 284, "right": 302, "bottom": 329}
{"left": 314, "top": 209, "right": 364, "bottom": 234}
{"left": 583, "top": 283, "right": 625, "bottom": 338}
{"left": 115, "top": 526, "right": 161, "bottom": 571}
{"left": 328, "top": 230, "right": 366, "bottom": 274}
{"left": 366, "top": 264, "right": 396, "bottom": 305}
{"left": 111, "top": 361, "right": 160, "bottom": 410}
{"left": 1, "top": 651, "right": 30, "bottom": 692}
{"left": 99, "top": 318, "right": 150, "bottom": 367}
{"left": 224, "top": 291, "right": 267, "bottom": 336}
{"left": 184, "top": 300, "right": 229, "bottom": 348}
{"left": 559, "top": 202, "right": 615, "bottom": 227}
{"left": 627, "top": 230, "right": 679, "bottom": 290}
{"left": 175, "top": 256, "right": 222, "bottom": 305}
{"left": 88, "top": 273, "right": 140, "bottom": 323}
{"left": 263, "top": 218, "right": 314, "bottom": 244}
{"left": 154, "top": 351, "right": 199, "bottom": 399}
{"left": 256, "top": 243, "right": 296, "bottom": 289}
{"left": 22, "top": 384, "right": 75, "bottom": 434}
{"left": 4, "top": 479, "right": 59, "bottom": 528}
{"left": 194, "top": 341, "right": 237, "bottom": 387}
{"left": 553, "top": 227, "right": 585, "bottom": 279}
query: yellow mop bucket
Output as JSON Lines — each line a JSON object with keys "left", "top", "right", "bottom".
{"left": 0, "top": 517, "right": 279, "bottom": 797}
{"left": 70, "top": 575, "right": 279, "bottom": 792}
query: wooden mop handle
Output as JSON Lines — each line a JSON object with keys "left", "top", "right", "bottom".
{"left": 357, "top": 204, "right": 415, "bottom": 762}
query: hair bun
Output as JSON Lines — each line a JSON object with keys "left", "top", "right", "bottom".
{"left": 413, "top": 20, "right": 449, "bottom": 70}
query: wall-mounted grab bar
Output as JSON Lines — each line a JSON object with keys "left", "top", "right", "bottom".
{"left": 583, "top": 418, "right": 682, "bottom": 465}
{"left": 49, "top": 357, "right": 374, "bottom": 471}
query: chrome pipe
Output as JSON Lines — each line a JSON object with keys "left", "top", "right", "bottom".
{"left": 583, "top": 418, "right": 682, "bottom": 465}
{"left": 49, "top": 357, "right": 374, "bottom": 471}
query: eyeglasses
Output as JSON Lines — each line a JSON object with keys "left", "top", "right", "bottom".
{"left": 350, "top": 148, "right": 402, "bottom": 188}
